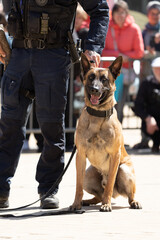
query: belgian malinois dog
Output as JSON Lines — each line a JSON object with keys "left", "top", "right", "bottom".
{"left": 70, "top": 54, "right": 142, "bottom": 212}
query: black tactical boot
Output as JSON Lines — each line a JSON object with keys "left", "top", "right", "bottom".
{"left": 40, "top": 194, "right": 59, "bottom": 209}
{"left": 0, "top": 196, "right": 9, "bottom": 208}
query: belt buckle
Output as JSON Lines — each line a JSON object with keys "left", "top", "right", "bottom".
{"left": 37, "top": 39, "right": 45, "bottom": 49}
{"left": 24, "top": 39, "right": 32, "bottom": 49}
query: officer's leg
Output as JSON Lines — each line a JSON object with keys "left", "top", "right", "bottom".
{"left": 36, "top": 120, "right": 65, "bottom": 193}
{"left": 32, "top": 48, "right": 70, "bottom": 208}
{"left": 0, "top": 71, "right": 33, "bottom": 205}
{"left": 35, "top": 71, "right": 68, "bottom": 193}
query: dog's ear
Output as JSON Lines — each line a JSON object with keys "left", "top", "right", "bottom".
{"left": 109, "top": 56, "right": 123, "bottom": 80}
{"left": 81, "top": 53, "right": 91, "bottom": 76}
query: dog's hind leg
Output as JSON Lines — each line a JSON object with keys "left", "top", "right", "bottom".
{"left": 116, "top": 159, "right": 142, "bottom": 209}
{"left": 83, "top": 165, "right": 103, "bottom": 205}
{"left": 82, "top": 197, "right": 101, "bottom": 206}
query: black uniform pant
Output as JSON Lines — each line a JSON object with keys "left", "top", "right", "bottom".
{"left": 0, "top": 48, "right": 70, "bottom": 197}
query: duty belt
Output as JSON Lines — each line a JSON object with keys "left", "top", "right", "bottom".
{"left": 12, "top": 38, "right": 66, "bottom": 49}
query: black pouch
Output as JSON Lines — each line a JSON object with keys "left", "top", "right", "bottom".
{"left": 27, "top": 11, "right": 41, "bottom": 35}
{"left": 7, "top": 9, "right": 23, "bottom": 38}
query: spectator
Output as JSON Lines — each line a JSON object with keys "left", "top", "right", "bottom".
{"left": 102, "top": 0, "right": 144, "bottom": 123}
{"left": 134, "top": 57, "right": 160, "bottom": 153}
{"left": 133, "top": 1, "right": 160, "bottom": 150}
{"left": 140, "top": 1, "right": 160, "bottom": 81}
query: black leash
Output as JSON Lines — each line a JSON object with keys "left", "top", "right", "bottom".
{"left": 0, "top": 145, "right": 85, "bottom": 218}
{"left": 0, "top": 209, "right": 85, "bottom": 218}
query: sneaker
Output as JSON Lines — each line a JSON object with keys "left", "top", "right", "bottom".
{"left": 0, "top": 196, "right": 9, "bottom": 208}
{"left": 40, "top": 194, "right": 59, "bottom": 209}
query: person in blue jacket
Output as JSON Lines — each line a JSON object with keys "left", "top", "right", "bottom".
{"left": 0, "top": 0, "right": 109, "bottom": 209}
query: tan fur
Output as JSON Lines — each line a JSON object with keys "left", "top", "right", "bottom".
{"left": 70, "top": 55, "right": 142, "bottom": 211}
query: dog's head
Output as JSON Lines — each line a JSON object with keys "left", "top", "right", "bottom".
{"left": 81, "top": 54, "right": 123, "bottom": 110}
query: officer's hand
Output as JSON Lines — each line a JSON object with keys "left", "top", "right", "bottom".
{"left": 0, "top": 44, "right": 6, "bottom": 64}
{"left": 84, "top": 50, "right": 100, "bottom": 68}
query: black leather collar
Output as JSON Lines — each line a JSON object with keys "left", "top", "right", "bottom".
{"left": 86, "top": 106, "right": 113, "bottom": 118}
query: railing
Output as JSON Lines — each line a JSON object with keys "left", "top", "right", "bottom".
{"left": 26, "top": 57, "right": 141, "bottom": 134}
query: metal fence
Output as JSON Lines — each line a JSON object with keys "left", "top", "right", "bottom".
{"left": 26, "top": 57, "right": 141, "bottom": 134}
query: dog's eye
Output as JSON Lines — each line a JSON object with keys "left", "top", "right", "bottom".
{"left": 88, "top": 73, "right": 95, "bottom": 81}
{"left": 101, "top": 76, "right": 108, "bottom": 84}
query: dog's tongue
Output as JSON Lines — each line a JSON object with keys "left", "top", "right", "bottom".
{"left": 90, "top": 95, "right": 99, "bottom": 105}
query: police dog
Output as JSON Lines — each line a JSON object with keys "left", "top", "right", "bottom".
{"left": 70, "top": 55, "right": 142, "bottom": 212}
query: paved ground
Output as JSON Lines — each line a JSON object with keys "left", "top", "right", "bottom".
{"left": 0, "top": 129, "right": 160, "bottom": 240}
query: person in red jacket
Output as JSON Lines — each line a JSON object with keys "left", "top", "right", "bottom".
{"left": 102, "top": 1, "right": 144, "bottom": 123}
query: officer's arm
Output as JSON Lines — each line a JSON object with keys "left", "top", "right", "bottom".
{"left": 78, "top": 0, "right": 109, "bottom": 66}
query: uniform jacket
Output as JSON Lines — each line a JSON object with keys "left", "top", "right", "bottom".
{"left": 102, "top": 15, "right": 144, "bottom": 68}
{"left": 78, "top": 0, "right": 109, "bottom": 54}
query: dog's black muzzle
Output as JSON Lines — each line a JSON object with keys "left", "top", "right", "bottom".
{"left": 88, "top": 85, "right": 101, "bottom": 96}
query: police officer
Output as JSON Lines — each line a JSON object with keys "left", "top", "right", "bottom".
{"left": 0, "top": 0, "right": 109, "bottom": 209}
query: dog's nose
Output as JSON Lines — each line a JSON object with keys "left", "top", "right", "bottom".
{"left": 90, "top": 86, "right": 99, "bottom": 94}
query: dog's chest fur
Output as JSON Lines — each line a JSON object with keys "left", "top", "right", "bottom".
{"left": 76, "top": 110, "right": 116, "bottom": 174}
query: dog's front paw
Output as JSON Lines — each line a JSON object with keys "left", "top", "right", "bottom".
{"left": 100, "top": 203, "right": 112, "bottom": 212}
{"left": 69, "top": 202, "right": 82, "bottom": 211}
{"left": 130, "top": 201, "right": 142, "bottom": 209}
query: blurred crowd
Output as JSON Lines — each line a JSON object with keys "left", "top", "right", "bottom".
{"left": 0, "top": 0, "right": 160, "bottom": 153}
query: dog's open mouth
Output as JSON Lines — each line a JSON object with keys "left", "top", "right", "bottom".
{"left": 90, "top": 94, "right": 103, "bottom": 105}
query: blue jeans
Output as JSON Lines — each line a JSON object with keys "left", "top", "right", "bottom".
{"left": 0, "top": 48, "right": 70, "bottom": 196}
